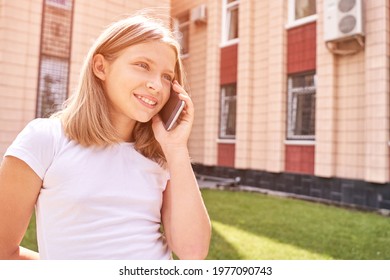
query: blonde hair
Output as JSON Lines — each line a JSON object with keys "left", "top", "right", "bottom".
{"left": 53, "top": 14, "right": 185, "bottom": 166}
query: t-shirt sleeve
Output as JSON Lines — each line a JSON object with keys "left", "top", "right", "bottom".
{"left": 4, "top": 118, "right": 58, "bottom": 180}
{"left": 163, "top": 169, "right": 170, "bottom": 189}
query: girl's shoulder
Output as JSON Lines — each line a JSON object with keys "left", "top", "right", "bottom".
{"left": 5, "top": 118, "right": 64, "bottom": 179}
{"left": 25, "top": 117, "right": 62, "bottom": 132}
{"left": 20, "top": 117, "right": 65, "bottom": 143}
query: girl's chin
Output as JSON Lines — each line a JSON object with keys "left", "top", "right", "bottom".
{"left": 135, "top": 115, "right": 155, "bottom": 124}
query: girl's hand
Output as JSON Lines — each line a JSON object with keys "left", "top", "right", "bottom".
{"left": 152, "top": 81, "right": 194, "bottom": 153}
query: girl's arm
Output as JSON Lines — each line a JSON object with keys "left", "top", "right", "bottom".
{"left": 161, "top": 150, "right": 211, "bottom": 260}
{"left": 0, "top": 156, "right": 41, "bottom": 260}
{"left": 153, "top": 81, "right": 211, "bottom": 259}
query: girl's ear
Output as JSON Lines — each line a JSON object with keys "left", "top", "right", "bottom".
{"left": 92, "top": 54, "right": 107, "bottom": 81}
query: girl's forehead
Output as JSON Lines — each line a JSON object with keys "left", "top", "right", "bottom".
{"left": 121, "top": 41, "right": 177, "bottom": 66}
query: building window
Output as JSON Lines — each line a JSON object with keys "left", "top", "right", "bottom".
{"left": 288, "top": 0, "right": 317, "bottom": 27}
{"left": 287, "top": 72, "right": 316, "bottom": 140}
{"left": 219, "top": 84, "right": 237, "bottom": 139}
{"left": 221, "top": 0, "right": 239, "bottom": 46}
{"left": 173, "top": 13, "right": 190, "bottom": 57}
{"left": 36, "top": 0, "right": 73, "bottom": 118}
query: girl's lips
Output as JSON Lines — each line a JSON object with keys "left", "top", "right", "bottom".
{"left": 134, "top": 94, "right": 158, "bottom": 108}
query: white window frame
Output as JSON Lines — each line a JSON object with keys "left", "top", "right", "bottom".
{"left": 221, "top": 0, "right": 239, "bottom": 47}
{"left": 287, "top": 72, "right": 316, "bottom": 140}
{"left": 286, "top": 0, "right": 317, "bottom": 29}
{"left": 173, "top": 14, "right": 190, "bottom": 58}
{"left": 219, "top": 84, "right": 237, "bottom": 140}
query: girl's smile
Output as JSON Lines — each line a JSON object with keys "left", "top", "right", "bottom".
{"left": 134, "top": 93, "right": 158, "bottom": 108}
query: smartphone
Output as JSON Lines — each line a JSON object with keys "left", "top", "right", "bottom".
{"left": 160, "top": 87, "right": 185, "bottom": 131}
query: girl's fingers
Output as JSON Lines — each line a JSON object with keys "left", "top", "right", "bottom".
{"left": 172, "top": 80, "right": 188, "bottom": 96}
{"left": 171, "top": 81, "right": 194, "bottom": 115}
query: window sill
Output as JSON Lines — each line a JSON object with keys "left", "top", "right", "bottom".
{"left": 217, "top": 138, "right": 236, "bottom": 144}
{"left": 285, "top": 14, "right": 317, "bottom": 30}
{"left": 220, "top": 38, "right": 239, "bottom": 48}
{"left": 285, "top": 140, "right": 315, "bottom": 146}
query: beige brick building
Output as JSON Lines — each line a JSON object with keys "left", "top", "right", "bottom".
{"left": 173, "top": 0, "right": 390, "bottom": 210}
{"left": 1, "top": 0, "right": 390, "bottom": 210}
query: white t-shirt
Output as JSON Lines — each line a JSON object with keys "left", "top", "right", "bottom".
{"left": 5, "top": 118, "right": 171, "bottom": 260}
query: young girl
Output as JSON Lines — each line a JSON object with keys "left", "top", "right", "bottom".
{"left": 0, "top": 14, "right": 211, "bottom": 260}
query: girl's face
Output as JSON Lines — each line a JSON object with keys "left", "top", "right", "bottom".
{"left": 98, "top": 41, "right": 176, "bottom": 129}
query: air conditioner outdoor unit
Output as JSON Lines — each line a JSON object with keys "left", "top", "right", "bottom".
{"left": 324, "top": 0, "right": 364, "bottom": 42}
{"left": 190, "top": 4, "right": 207, "bottom": 24}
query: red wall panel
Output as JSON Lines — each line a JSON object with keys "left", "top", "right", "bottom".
{"left": 220, "top": 44, "right": 238, "bottom": 85}
{"left": 285, "top": 145, "right": 315, "bottom": 174}
{"left": 287, "top": 22, "right": 316, "bottom": 74}
{"left": 218, "top": 143, "right": 235, "bottom": 167}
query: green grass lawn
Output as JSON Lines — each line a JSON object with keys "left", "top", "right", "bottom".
{"left": 21, "top": 189, "right": 390, "bottom": 259}
{"left": 202, "top": 189, "right": 390, "bottom": 260}
{"left": 20, "top": 213, "right": 38, "bottom": 252}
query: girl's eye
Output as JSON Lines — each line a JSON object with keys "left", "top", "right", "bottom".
{"left": 137, "top": 62, "right": 149, "bottom": 70}
{"left": 162, "top": 74, "right": 173, "bottom": 81}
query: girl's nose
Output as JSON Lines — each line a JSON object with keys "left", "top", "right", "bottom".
{"left": 146, "top": 79, "right": 162, "bottom": 92}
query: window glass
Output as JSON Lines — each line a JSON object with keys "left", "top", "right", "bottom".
{"left": 287, "top": 73, "right": 316, "bottom": 140}
{"left": 220, "top": 84, "right": 237, "bottom": 139}
{"left": 37, "top": 56, "right": 69, "bottom": 117}
{"left": 295, "top": 0, "right": 316, "bottom": 20}
{"left": 227, "top": 6, "right": 239, "bottom": 41}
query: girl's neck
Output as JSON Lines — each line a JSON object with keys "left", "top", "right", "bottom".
{"left": 112, "top": 118, "right": 137, "bottom": 143}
